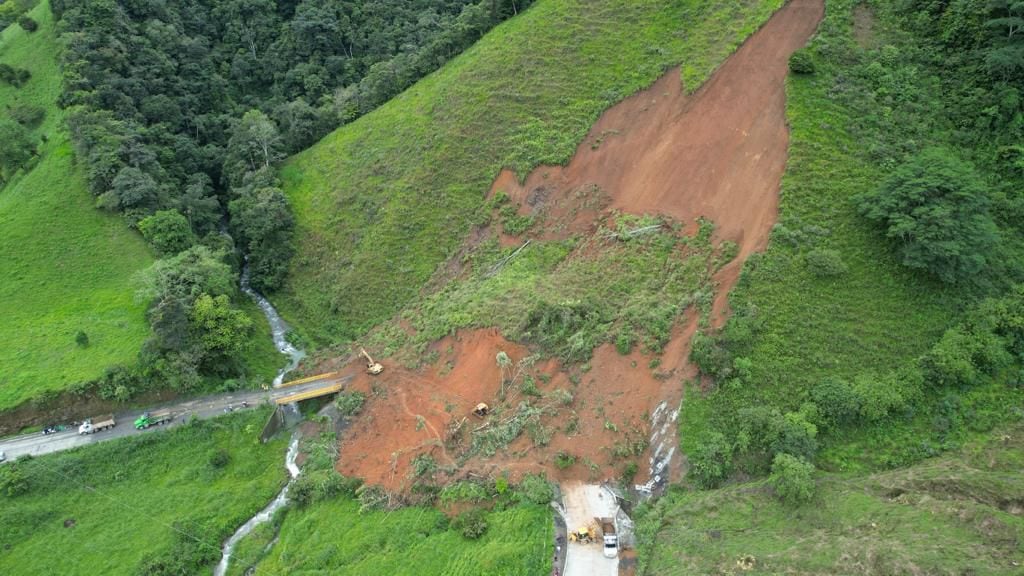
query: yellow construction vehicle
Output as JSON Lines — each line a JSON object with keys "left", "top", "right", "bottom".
{"left": 568, "top": 526, "right": 595, "bottom": 544}
{"left": 359, "top": 347, "right": 383, "bottom": 375}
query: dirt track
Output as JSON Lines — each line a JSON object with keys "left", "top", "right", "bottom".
{"left": 337, "top": 0, "right": 825, "bottom": 489}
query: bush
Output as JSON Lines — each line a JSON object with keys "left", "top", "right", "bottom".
{"left": 452, "top": 508, "right": 489, "bottom": 539}
{"left": 290, "top": 469, "right": 356, "bottom": 507}
{"left": 852, "top": 372, "right": 911, "bottom": 421}
{"left": 517, "top": 474, "right": 553, "bottom": 505}
{"left": 688, "top": 431, "right": 732, "bottom": 489}
{"left": 17, "top": 15, "right": 37, "bottom": 32}
{"left": 770, "top": 453, "right": 816, "bottom": 505}
{"left": 0, "top": 117, "right": 34, "bottom": 177}
{"left": 811, "top": 378, "right": 860, "bottom": 428}
{"left": 75, "top": 330, "right": 89, "bottom": 347}
{"left": 855, "top": 147, "right": 998, "bottom": 285}
{"left": 768, "top": 411, "right": 818, "bottom": 462}
{"left": 208, "top": 448, "right": 230, "bottom": 469}
{"left": 615, "top": 331, "right": 633, "bottom": 355}
{"left": 0, "top": 463, "right": 29, "bottom": 496}
{"left": 412, "top": 453, "right": 437, "bottom": 478}
{"left": 805, "top": 248, "right": 848, "bottom": 277}
{"left": 9, "top": 103, "right": 45, "bottom": 127}
{"left": 789, "top": 48, "right": 815, "bottom": 74}
{"left": 554, "top": 451, "right": 576, "bottom": 469}
{"left": 621, "top": 462, "right": 639, "bottom": 484}
{"left": 335, "top": 391, "right": 366, "bottom": 418}
{"left": 0, "top": 63, "right": 30, "bottom": 87}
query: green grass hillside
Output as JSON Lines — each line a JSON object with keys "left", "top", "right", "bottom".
{"left": 0, "top": 2, "right": 154, "bottom": 411}
{"left": 242, "top": 499, "right": 552, "bottom": 575}
{"left": 636, "top": 422, "right": 1024, "bottom": 575}
{"left": 680, "top": 0, "right": 1023, "bottom": 473}
{"left": 0, "top": 410, "right": 289, "bottom": 574}
{"left": 277, "top": 0, "right": 784, "bottom": 344}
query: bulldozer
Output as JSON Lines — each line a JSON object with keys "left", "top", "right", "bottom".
{"left": 568, "top": 526, "right": 594, "bottom": 544}
{"left": 472, "top": 403, "right": 490, "bottom": 418}
{"left": 359, "top": 347, "right": 383, "bottom": 375}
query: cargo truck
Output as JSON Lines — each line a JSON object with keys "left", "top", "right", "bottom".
{"left": 599, "top": 517, "right": 618, "bottom": 558}
{"left": 134, "top": 410, "right": 174, "bottom": 429}
{"left": 78, "top": 414, "right": 115, "bottom": 435}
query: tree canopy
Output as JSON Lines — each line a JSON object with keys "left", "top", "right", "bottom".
{"left": 856, "top": 147, "right": 999, "bottom": 285}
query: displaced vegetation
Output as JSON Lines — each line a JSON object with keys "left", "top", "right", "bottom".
{"left": 0, "top": 410, "right": 288, "bottom": 574}
{"left": 372, "top": 216, "right": 722, "bottom": 365}
{"left": 278, "top": 0, "right": 785, "bottom": 344}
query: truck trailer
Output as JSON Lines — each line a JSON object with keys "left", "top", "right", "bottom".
{"left": 134, "top": 410, "right": 174, "bottom": 429}
{"left": 78, "top": 414, "right": 115, "bottom": 435}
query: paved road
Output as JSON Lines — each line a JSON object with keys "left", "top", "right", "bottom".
{"left": 561, "top": 481, "right": 618, "bottom": 576}
{"left": 0, "top": 376, "right": 350, "bottom": 461}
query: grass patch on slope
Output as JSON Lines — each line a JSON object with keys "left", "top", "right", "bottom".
{"left": 242, "top": 499, "right": 551, "bottom": 576}
{"left": 636, "top": 422, "right": 1024, "bottom": 575}
{"left": 0, "top": 410, "right": 288, "bottom": 574}
{"left": 0, "top": 2, "right": 154, "bottom": 411}
{"left": 278, "top": 0, "right": 784, "bottom": 344}
{"left": 368, "top": 216, "right": 726, "bottom": 365}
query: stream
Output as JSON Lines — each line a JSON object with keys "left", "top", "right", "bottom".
{"left": 214, "top": 268, "right": 307, "bottom": 576}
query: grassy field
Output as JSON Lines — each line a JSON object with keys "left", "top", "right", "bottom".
{"left": 237, "top": 499, "right": 552, "bottom": 575}
{"left": 636, "top": 422, "right": 1024, "bottom": 575}
{"left": 0, "top": 2, "right": 154, "bottom": 411}
{"left": 0, "top": 410, "right": 289, "bottom": 574}
{"left": 678, "top": 0, "right": 1022, "bottom": 472}
{"left": 277, "top": 0, "right": 784, "bottom": 345}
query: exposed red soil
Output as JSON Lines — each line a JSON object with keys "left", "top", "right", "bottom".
{"left": 336, "top": 0, "right": 824, "bottom": 490}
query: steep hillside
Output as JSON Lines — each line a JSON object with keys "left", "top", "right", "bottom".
{"left": 636, "top": 422, "right": 1024, "bottom": 575}
{"left": 277, "top": 0, "right": 785, "bottom": 343}
{"left": 679, "top": 0, "right": 1024, "bottom": 476}
{"left": 0, "top": 2, "right": 152, "bottom": 411}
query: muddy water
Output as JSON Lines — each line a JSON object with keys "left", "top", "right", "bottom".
{"left": 214, "top": 269, "right": 307, "bottom": 575}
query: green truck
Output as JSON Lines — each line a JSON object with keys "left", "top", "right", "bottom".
{"left": 134, "top": 409, "right": 174, "bottom": 430}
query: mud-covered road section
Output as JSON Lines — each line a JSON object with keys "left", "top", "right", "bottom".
{"left": 336, "top": 0, "right": 824, "bottom": 490}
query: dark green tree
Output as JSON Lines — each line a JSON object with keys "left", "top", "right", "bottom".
{"left": 229, "top": 186, "right": 294, "bottom": 291}
{"left": 0, "top": 118, "right": 34, "bottom": 180}
{"left": 138, "top": 210, "right": 195, "bottom": 256}
{"left": 688, "top": 430, "right": 733, "bottom": 489}
{"left": 856, "top": 147, "right": 999, "bottom": 285}
{"left": 769, "top": 454, "right": 816, "bottom": 506}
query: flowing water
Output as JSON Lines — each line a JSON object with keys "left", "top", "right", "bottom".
{"left": 239, "top": 267, "right": 306, "bottom": 387}
{"left": 214, "top": 268, "right": 307, "bottom": 575}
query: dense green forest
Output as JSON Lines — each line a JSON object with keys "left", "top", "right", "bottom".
{"left": 0, "top": 0, "right": 530, "bottom": 402}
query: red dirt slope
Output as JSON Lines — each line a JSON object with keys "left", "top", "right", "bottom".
{"left": 337, "top": 0, "right": 825, "bottom": 490}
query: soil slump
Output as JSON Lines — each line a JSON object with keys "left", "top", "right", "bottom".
{"left": 338, "top": 0, "right": 825, "bottom": 489}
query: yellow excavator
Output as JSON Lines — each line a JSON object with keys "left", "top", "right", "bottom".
{"left": 359, "top": 348, "right": 384, "bottom": 375}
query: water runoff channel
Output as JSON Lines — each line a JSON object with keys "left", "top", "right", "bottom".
{"left": 214, "top": 268, "right": 307, "bottom": 576}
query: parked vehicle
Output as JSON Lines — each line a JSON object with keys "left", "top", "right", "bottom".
{"left": 599, "top": 517, "right": 618, "bottom": 558}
